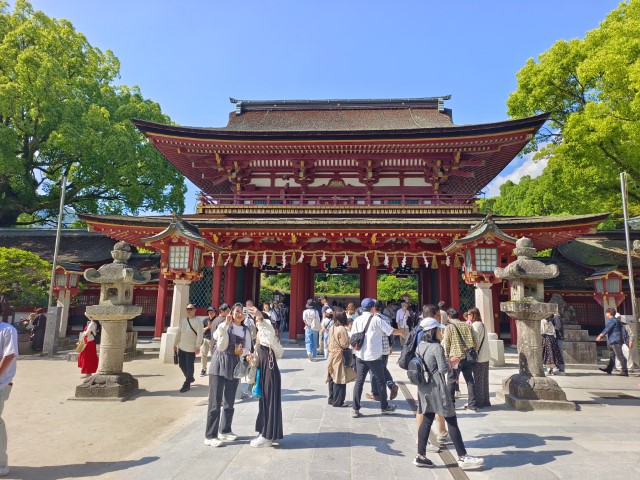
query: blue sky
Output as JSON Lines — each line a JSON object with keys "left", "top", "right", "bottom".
{"left": 26, "top": 0, "right": 622, "bottom": 212}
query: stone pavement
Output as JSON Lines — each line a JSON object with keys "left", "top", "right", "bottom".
{"left": 96, "top": 344, "right": 640, "bottom": 480}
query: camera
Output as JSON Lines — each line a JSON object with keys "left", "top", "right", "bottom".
{"left": 242, "top": 307, "right": 248, "bottom": 315}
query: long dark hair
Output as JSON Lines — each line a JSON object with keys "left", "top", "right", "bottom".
{"left": 333, "top": 308, "right": 348, "bottom": 327}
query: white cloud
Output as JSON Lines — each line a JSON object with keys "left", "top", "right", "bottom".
{"left": 483, "top": 154, "right": 548, "bottom": 198}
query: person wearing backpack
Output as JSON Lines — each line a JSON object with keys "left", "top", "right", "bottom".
{"left": 413, "top": 318, "right": 484, "bottom": 470}
{"left": 350, "top": 298, "right": 406, "bottom": 418}
{"left": 442, "top": 308, "right": 478, "bottom": 411}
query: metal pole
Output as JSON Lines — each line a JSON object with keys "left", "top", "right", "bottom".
{"left": 47, "top": 175, "right": 67, "bottom": 308}
{"left": 620, "top": 172, "right": 637, "bottom": 319}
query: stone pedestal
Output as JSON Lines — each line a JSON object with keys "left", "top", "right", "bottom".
{"left": 159, "top": 326, "right": 179, "bottom": 364}
{"left": 562, "top": 325, "right": 597, "bottom": 365}
{"left": 487, "top": 333, "right": 505, "bottom": 367}
{"left": 75, "top": 373, "right": 139, "bottom": 401}
{"left": 500, "top": 374, "right": 576, "bottom": 411}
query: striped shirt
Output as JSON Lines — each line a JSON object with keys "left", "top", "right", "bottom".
{"left": 442, "top": 320, "right": 477, "bottom": 358}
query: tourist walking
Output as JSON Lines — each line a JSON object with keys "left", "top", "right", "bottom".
{"left": 541, "top": 315, "right": 563, "bottom": 375}
{"left": 442, "top": 308, "right": 478, "bottom": 411}
{"left": 200, "top": 306, "right": 216, "bottom": 376}
{"left": 303, "top": 299, "right": 321, "bottom": 361}
{"left": 251, "top": 309, "right": 284, "bottom": 448}
{"left": 551, "top": 313, "right": 566, "bottom": 373}
{"left": 78, "top": 317, "right": 99, "bottom": 377}
{"left": 0, "top": 314, "right": 17, "bottom": 477}
{"left": 321, "top": 308, "right": 333, "bottom": 360}
{"left": 396, "top": 302, "right": 411, "bottom": 346}
{"left": 469, "top": 308, "right": 491, "bottom": 407}
{"left": 173, "top": 303, "right": 203, "bottom": 393}
{"left": 351, "top": 298, "right": 406, "bottom": 418}
{"left": 30, "top": 308, "right": 46, "bottom": 351}
{"left": 597, "top": 308, "right": 629, "bottom": 376}
{"left": 326, "top": 308, "right": 356, "bottom": 407}
{"left": 204, "top": 304, "right": 252, "bottom": 447}
{"left": 413, "top": 318, "right": 484, "bottom": 470}
{"left": 368, "top": 300, "right": 399, "bottom": 402}
{"left": 614, "top": 313, "right": 635, "bottom": 372}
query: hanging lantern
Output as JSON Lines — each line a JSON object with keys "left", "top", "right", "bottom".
{"left": 253, "top": 254, "right": 260, "bottom": 268}
{"left": 290, "top": 252, "right": 297, "bottom": 265}
{"left": 216, "top": 253, "right": 224, "bottom": 267}
{"left": 350, "top": 254, "right": 358, "bottom": 269}
{"left": 330, "top": 255, "right": 338, "bottom": 269}
{"left": 411, "top": 256, "right": 419, "bottom": 269}
{"left": 373, "top": 252, "right": 380, "bottom": 267}
{"left": 234, "top": 254, "right": 242, "bottom": 267}
{"left": 454, "top": 255, "right": 462, "bottom": 269}
{"left": 310, "top": 253, "right": 318, "bottom": 267}
{"left": 269, "top": 252, "right": 277, "bottom": 267}
{"left": 431, "top": 254, "right": 439, "bottom": 269}
{"left": 391, "top": 256, "right": 399, "bottom": 269}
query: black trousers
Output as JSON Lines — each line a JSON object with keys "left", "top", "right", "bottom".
{"left": 177, "top": 349, "right": 196, "bottom": 387}
{"left": 606, "top": 343, "right": 628, "bottom": 373}
{"left": 205, "top": 374, "right": 240, "bottom": 439}
{"left": 353, "top": 357, "right": 388, "bottom": 411}
{"left": 370, "top": 354, "right": 394, "bottom": 396}
{"left": 328, "top": 380, "right": 346, "bottom": 407}
{"left": 418, "top": 413, "right": 466, "bottom": 458}
{"left": 448, "top": 362, "right": 476, "bottom": 408}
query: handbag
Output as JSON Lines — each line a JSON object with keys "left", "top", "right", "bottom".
{"left": 173, "top": 350, "right": 179, "bottom": 365}
{"left": 252, "top": 368, "right": 262, "bottom": 398}
{"left": 75, "top": 340, "right": 86, "bottom": 353}
{"left": 246, "top": 364, "right": 257, "bottom": 384}
{"left": 452, "top": 325, "right": 478, "bottom": 367}
{"left": 349, "top": 314, "right": 373, "bottom": 351}
{"left": 233, "top": 359, "right": 248, "bottom": 379}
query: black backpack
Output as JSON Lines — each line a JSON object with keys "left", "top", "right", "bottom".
{"left": 397, "top": 325, "right": 423, "bottom": 370}
{"left": 407, "top": 351, "right": 431, "bottom": 386}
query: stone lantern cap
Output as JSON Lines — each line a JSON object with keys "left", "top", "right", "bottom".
{"left": 84, "top": 242, "right": 151, "bottom": 286}
{"left": 443, "top": 213, "right": 517, "bottom": 254}
{"left": 494, "top": 237, "right": 559, "bottom": 281}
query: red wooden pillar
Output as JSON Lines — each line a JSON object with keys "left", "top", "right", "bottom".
{"left": 154, "top": 275, "right": 168, "bottom": 338}
{"left": 289, "top": 263, "right": 303, "bottom": 340}
{"left": 365, "top": 266, "right": 377, "bottom": 299}
{"left": 437, "top": 265, "right": 450, "bottom": 305}
{"left": 305, "top": 264, "right": 315, "bottom": 302}
{"left": 243, "top": 265, "right": 254, "bottom": 303}
{"left": 449, "top": 263, "right": 460, "bottom": 311}
{"left": 417, "top": 268, "right": 424, "bottom": 308}
{"left": 224, "top": 263, "right": 237, "bottom": 306}
{"left": 359, "top": 266, "right": 366, "bottom": 302}
{"left": 422, "top": 268, "right": 431, "bottom": 305}
{"left": 254, "top": 268, "right": 261, "bottom": 304}
{"left": 211, "top": 265, "right": 223, "bottom": 308}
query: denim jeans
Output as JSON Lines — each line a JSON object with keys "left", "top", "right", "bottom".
{"left": 305, "top": 328, "right": 318, "bottom": 357}
{"left": 323, "top": 331, "right": 329, "bottom": 359}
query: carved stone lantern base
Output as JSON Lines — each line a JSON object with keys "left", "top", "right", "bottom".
{"left": 499, "top": 374, "right": 575, "bottom": 411}
{"left": 74, "top": 373, "right": 139, "bottom": 401}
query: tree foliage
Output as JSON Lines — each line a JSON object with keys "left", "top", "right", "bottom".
{"left": 492, "top": 0, "right": 640, "bottom": 222}
{"left": 0, "top": 1, "right": 186, "bottom": 227}
{"left": 0, "top": 246, "right": 50, "bottom": 308}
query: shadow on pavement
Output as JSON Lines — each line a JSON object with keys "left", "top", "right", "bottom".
{"left": 465, "top": 433, "right": 572, "bottom": 449}
{"left": 278, "top": 431, "right": 405, "bottom": 456}
{"left": 477, "top": 449, "right": 572, "bottom": 470}
{"left": 134, "top": 385, "right": 208, "bottom": 398}
{"left": 281, "top": 388, "right": 325, "bottom": 402}
{"left": 6, "top": 456, "right": 160, "bottom": 479}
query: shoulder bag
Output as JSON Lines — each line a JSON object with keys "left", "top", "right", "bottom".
{"left": 349, "top": 314, "right": 373, "bottom": 351}
{"left": 452, "top": 324, "right": 478, "bottom": 367}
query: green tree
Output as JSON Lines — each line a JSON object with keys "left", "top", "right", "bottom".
{"left": 376, "top": 274, "right": 417, "bottom": 304}
{"left": 0, "top": 247, "right": 50, "bottom": 308}
{"left": 0, "top": 1, "right": 185, "bottom": 227}
{"left": 496, "top": 0, "right": 640, "bottom": 221}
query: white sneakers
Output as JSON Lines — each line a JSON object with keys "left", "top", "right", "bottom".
{"left": 250, "top": 434, "right": 273, "bottom": 448}
{"left": 203, "top": 437, "right": 223, "bottom": 447}
{"left": 458, "top": 455, "right": 484, "bottom": 470}
{"left": 218, "top": 432, "right": 238, "bottom": 442}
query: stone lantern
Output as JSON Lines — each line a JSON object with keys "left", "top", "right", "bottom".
{"left": 586, "top": 268, "right": 627, "bottom": 318}
{"left": 142, "top": 214, "right": 217, "bottom": 363}
{"left": 495, "top": 237, "right": 575, "bottom": 411}
{"left": 75, "top": 242, "right": 150, "bottom": 400}
{"left": 52, "top": 264, "right": 83, "bottom": 339}
{"left": 444, "top": 214, "right": 515, "bottom": 366}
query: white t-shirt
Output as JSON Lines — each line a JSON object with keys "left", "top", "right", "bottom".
{"left": 303, "top": 308, "right": 320, "bottom": 331}
{"left": 350, "top": 312, "right": 393, "bottom": 361}
{"left": 0, "top": 323, "right": 18, "bottom": 386}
